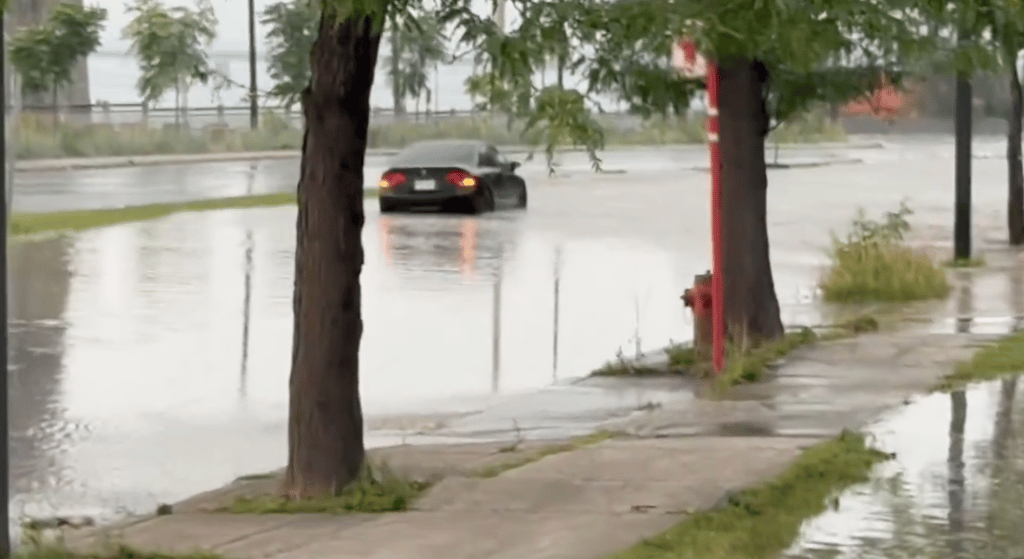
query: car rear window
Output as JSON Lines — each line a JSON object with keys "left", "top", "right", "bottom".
{"left": 391, "top": 142, "right": 479, "bottom": 167}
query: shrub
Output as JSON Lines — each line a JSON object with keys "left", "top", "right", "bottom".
{"left": 820, "top": 201, "right": 951, "bottom": 302}
{"left": 14, "top": 109, "right": 846, "bottom": 159}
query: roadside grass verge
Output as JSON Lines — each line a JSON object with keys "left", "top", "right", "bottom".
{"left": 936, "top": 330, "right": 1024, "bottom": 391}
{"left": 475, "top": 431, "right": 617, "bottom": 478}
{"left": 14, "top": 545, "right": 220, "bottom": 559}
{"left": 593, "top": 315, "right": 879, "bottom": 385}
{"left": 605, "top": 430, "right": 892, "bottom": 559}
{"left": 820, "top": 201, "right": 950, "bottom": 303}
{"left": 225, "top": 462, "right": 428, "bottom": 514}
{"left": 945, "top": 254, "right": 986, "bottom": 268}
{"left": 9, "top": 191, "right": 364, "bottom": 237}
{"left": 17, "top": 110, "right": 845, "bottom": 159}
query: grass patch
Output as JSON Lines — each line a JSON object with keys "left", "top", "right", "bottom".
{"left": 365, "top": 111, "right": 844, "bottom": 150}
{"left": 8, "top": 191, "right": 375, "bottom": 237}
{"left": 14, "top": 545, "right": 221, "bottom": 559}
{"left": 225, "top": 462, "right": 428, "bottom": 514}
{"left": 606, "top": 430, "right": 892, "bottom": 559}
{"left": 820, "top": 201, "right": 951, "bottom": 303}
{"left": 594, "top": 314, "right": 879, "bottom": 386}
{"left": 17, "top": 112, "right": 304, "bottom": 160}
{"left": 17, "top": 110, "right": 845, "bottom": 159}
{"left": 475, "top": 431, "right": 617, "bottom": 478}
{"left": 936, "top": 330, "right": 1024, "bottom": 391}
{"left": 712, "top": 327, "right": 820, "bottom": 387}
{"left": 945, "top": 254, "right": 986, "bottom": 268}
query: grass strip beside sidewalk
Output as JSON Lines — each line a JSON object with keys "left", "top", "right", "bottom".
{"left": 607, "top": 430, "right": 890, "bottom": 559}
{"left": 9, "top": 190, "right": 376, "bottom": 237}
{"left": 936, "top": 329, "right": 1024, "bottom": 391}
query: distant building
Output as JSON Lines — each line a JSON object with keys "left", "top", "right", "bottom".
{"left": 7, "top": 0, "right": 92, "bottom": 110}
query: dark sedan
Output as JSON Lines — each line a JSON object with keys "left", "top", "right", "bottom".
{"left": 378, "top": 140, "right": 528, "bottom": 214}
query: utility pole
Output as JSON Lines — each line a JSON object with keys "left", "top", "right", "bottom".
{"left": 247, "top": 0, "right": 259, "bottom": 130}
{"left": 0, "top": 16, "right": 11, "bottom": 559}
{"left": 953, "top": 35, "right": 972, "bottom": 261}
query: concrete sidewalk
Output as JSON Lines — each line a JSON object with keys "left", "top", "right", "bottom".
{"left": 57, "top": 325, "right": 995, "bottom": 559}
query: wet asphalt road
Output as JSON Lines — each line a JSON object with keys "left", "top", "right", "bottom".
{"left": 7, "top": 136, "right": 1024, "bottom": 526}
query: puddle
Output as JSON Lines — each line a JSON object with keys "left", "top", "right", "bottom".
{"left": 783, "top": 377, "right": 1024, "bottom": 559}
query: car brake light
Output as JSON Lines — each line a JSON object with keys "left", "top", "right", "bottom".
{"left": 446, "top": 170, "right": 477, "bottom": 188}
{"left": 380, "top": 171, "right": 406, "bottom": 188}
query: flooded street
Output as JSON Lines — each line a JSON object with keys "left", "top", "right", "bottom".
{"left": 784, "top": 377, "right": 1024, "bottom": 559}
{"left": 7, "top": 138, "right": 1024, "bottom": 528}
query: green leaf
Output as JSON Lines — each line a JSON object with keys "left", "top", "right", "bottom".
{"left": 122, "top": 0, "right": 218, "bottom": 106}
{"left": 8, "top": 3, "right": 107, "bottom": 101}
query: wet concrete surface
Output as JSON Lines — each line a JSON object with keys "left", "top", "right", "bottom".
{"left": 7, "top": 137, "right": 1024, "bottom": 528}
{"left": 783, "top": 376, "right": 1024, "bottom": 559}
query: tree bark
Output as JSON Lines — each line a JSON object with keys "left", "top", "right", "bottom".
{"left": 281, "top": 11, "right": 381, "bottom": 499}
{"left": 1008, "top": 60, "right": 1024, "bottom": 245}
{"left": 716, "top": 58, "right": 784, "bottom": 343}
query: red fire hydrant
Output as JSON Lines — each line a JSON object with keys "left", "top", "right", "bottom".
{"left": 682, "top": 272, "right": 714, "bottom": 358}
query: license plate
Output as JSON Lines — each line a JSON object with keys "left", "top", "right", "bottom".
{"left": 414, "top": 179, "right": 436, "bottom": 191}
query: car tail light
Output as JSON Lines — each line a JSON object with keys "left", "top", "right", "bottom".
{"left": 380, "top": 171, "right": 406, "bottom": 188}
{"left": 446, "top": 170, "right": 478, "bottom": 188}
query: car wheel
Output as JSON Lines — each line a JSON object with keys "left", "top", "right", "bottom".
{"left": 468, "top": 188, "right": 494, "bottom": 214}
{"left": 379, "top": 199, "right": 399, "bottom": 213}
{"left": 516, "top": 186, "right": 528, "bottom": 209}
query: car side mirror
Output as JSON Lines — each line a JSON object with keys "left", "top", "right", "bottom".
{"left": 509, "top": 161, "right": 521, "bottom": 172}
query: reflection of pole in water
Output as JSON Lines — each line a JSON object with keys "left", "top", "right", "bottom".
{"left": 992, "top": 377, "right": 1017, "bottom": 463}
{"left": 460, "top": 218, "right": 478, "bottom": 281}
{"left": 946, "top": 389, "right": 967, "bottom": 558}
{"left": 492, "top": 263, "right": 502, "bottom": 393}
{"left": 378, "top": 217, "right": 393, "bottom": 269}
{"left": 954, "top": 272, "right": 973, "bottom": 334}
{"left": 240, "top": 231, "right": 254, "bottom": 399}
{"left": 1010, "top": 260, "right": 1024, "bottom": 331}
{"left": 246, "top": 162, "right": 257, "bottom": 195}
{"left": 553, "top": 246, "right": 561, "bottom": 380}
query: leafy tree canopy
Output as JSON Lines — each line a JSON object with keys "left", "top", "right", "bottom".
{"left": 122, "top": 0, "right": 218, "bottom": 106}
{"left": 310, "top": 0, "right": 998, "bottom": 165}
{"left": 263, "top": 0, "right": 321, "bottom": 110}
{"left": 384, "top": 12, "right": 447, "bottom": 111}
{"left": 8, "top": 3, "right": 107, "bottom": 102}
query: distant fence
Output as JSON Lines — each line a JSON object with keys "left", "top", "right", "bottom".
{"left": 12, "top": 102, "right": 489, "bottom": 130}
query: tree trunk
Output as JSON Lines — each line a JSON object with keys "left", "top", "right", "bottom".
{"left": 716, "top": 58, "right": 784, "bottom": 343}
{"left": 390, "top": 32, "right": 405, "bottom": 118}
{"left": 281, "top": 11, "right": 381, "bottom": 499}
{"left": 1008, "top": 60, "right": 1024, "bottom": 245}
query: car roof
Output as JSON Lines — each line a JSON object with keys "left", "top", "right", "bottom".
{"left": 390, "top": 140, "right": 492, "bottom": 167}
{"left": 400, "top": 139, "right": 490, "bottom": 151}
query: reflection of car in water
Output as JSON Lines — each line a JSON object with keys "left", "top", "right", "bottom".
{"left": 377, "top": 215, "right": 517, "bottom": 282}
{"left": 378, "top": 140, "right": 528, "bottom": 214}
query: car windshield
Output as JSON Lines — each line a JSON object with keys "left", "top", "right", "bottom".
{"left": 390, "top": 142, "right": 479, "bottom": 167}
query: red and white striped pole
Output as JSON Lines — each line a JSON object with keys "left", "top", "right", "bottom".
{"left": 679, "top": 38, "right": 725, "bottom": 374}
{"left": 706, "top": 61, "right": 725, "bottom": 374}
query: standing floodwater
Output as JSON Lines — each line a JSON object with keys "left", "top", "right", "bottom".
{"left": 783, "top": 378, "right": 1024, "bottom": 559}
